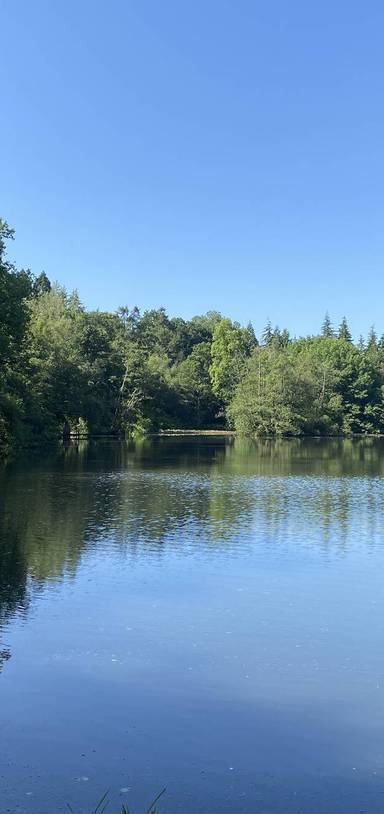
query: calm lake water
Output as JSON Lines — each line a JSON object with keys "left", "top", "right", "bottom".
{"left": 1, "top": 437, "right": 384, "bottom": 813}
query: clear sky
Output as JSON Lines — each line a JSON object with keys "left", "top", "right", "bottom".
{"left": 2, "top": 0, "right": 384, "bottom": 339}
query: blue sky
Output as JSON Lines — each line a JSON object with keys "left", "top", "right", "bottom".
{"left": 2, "top": 0, "right": 384, "bottom": 339}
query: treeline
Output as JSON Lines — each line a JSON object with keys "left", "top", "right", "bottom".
{"left": 1, "top": 218, "right": 384, "bottom": 449}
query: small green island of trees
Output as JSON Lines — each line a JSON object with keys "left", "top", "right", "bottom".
{"left": 1, "top": 218, "right": 384, "bottom": 451}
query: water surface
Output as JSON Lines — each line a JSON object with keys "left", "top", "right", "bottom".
{"left": 1, "top": 437, "right": 384, "bottom": 812}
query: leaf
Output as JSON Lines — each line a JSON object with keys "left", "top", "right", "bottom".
{"left": 93, "top": 789, "right": 110, "bottom": 814}
{"left": 147, "top": 787, "right": 166, "bottom": 814}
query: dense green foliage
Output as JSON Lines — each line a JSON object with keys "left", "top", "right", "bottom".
{"left": 1, "top": 219, "right": 384, "bottom": 450}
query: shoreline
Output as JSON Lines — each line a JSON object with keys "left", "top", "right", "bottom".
{"left": 66, "top": 429, "right": 384, "bottom": 440}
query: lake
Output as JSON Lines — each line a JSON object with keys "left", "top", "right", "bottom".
{"left": 1, "top": 436, "right": 384, "bottom": 813}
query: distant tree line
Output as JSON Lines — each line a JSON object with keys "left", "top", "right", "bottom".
{"left": 1, "top": 219, "right": 384, "bottom": 450}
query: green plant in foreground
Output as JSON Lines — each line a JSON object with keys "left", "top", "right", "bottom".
{"left": 67, "top": 786, "right": 166, "bottom": 814}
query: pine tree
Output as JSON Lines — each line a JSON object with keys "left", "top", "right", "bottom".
{"left": 261, "top": 319, "right": 273, "bottom": 346}
{"left": 32, "top": 271, "right": 51, "bottom": 297}
{"left": 245, "top": 321, "right": 258, "bottom": 349}
{"left": 338, "top": 317, "right": 352, "bottom": 343}
{"left": 280, "top": 328, "right": 290, "bottom": 347}
{"left": 367, "top": 326, "right": 378, "bottom": 352}
{"left": 357, "top": 335, "right": 365, "bottom": 351}
{"left": 321, "top": 312, "right": 334, "bottom": 338}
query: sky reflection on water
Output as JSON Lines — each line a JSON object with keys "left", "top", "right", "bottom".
{"left": 1, "top": 437, "right": 384, "bottom": 813}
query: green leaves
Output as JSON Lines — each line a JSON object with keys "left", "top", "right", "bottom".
{"left": 230, "top": 335, "right": 384, "bottom": 437}
{"left": 209, "top": 319, "right": 253, "bottom": 405}
{"left": 2, "top": 216, "right": 384, "bottom": 448}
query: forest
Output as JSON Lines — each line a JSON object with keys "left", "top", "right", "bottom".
{"left": 1, "top": 218, "right": 384, "bottom": 451}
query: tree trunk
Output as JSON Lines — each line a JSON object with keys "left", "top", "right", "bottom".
{"left": 62, "top": 420, "right": 71, "bottom": 446}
